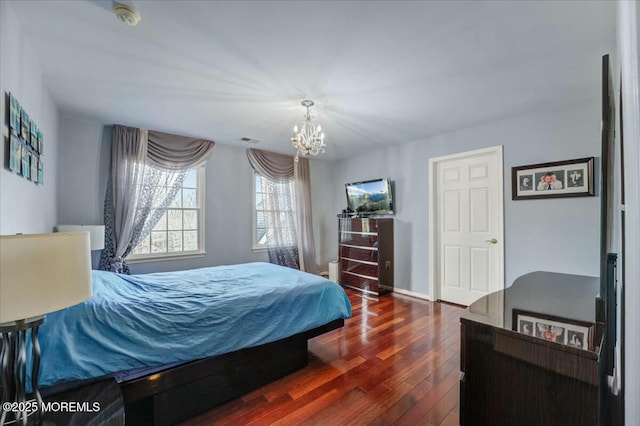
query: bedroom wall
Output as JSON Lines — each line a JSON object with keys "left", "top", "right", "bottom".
{"left": 58, "top": 115, "right": 333, "bottom": 273}
{"left": 58, "top": 117, "right": 268, "bottom": 273}
{"left": 325, "top": 99, "right": 602, "bottom": 297}
{"left": 58, "top": 116, "right": 109, "bottom": 226}
{"left": 309, "top": 159, "right": 336, "bottom": 270}
{"left": 0, "top": 1, "right": 59, "bottom": 235}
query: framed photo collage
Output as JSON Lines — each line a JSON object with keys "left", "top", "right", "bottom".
{"left": 6, "top": 92, "right": 44, "bottom": 185}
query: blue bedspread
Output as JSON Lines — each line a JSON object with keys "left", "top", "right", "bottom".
{"left": 33, "top": 262, "right": 351, "bottom": 389}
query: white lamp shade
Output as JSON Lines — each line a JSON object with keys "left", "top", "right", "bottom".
{"left": 56, "top": 225, "right": 105, "bottom": 250}
{"left": 0, "top": 232, "right": 93, "bottom": 324}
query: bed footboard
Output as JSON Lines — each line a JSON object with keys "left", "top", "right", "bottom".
{"left": 121, "top": 319, "right": 344, "bottom": 426}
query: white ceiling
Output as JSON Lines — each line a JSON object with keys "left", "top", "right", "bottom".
{"left": 9, "top": 0, "right": 616, "bottom": 160}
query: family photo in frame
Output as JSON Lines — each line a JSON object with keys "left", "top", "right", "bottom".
{"left": 513, "top": 309, "right": 594, "bottom": 351}
{"left": 512, "top": 157, "right": 594, "bottom": 200}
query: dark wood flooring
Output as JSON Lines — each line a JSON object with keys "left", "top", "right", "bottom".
{"left": 180, "top": 289, "right": 464, "bottom": 426}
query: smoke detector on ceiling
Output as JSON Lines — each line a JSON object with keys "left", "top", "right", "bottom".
{"left": 113, "top": 3, "right": 141, "bottom": 27}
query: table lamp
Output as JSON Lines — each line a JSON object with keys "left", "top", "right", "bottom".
{"left": 0, "top": 232, "right": 92, "bottom": 425}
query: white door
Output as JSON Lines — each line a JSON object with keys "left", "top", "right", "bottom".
{"left": 430, "top": 146, "right": 504, "bottom": 306}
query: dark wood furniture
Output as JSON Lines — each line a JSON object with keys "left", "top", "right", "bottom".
{"left": 41, "top": 378, "right": 124, "bottom": 425}
{"left": 35, "top": 319, "right": 343, "bottom": 426}
{"left": 338, "top": 217, "right": 393, "bottom": 296}
{"left": 460, "top": 271, "right": 606, "bottom": 426}
{"left": 120, "top": 318, "right": 344, "bottom": 426}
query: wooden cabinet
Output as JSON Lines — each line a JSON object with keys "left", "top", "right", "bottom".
{"left": 459, "top": 272, "right": 606, "bottom": 426}
{"left": 338, "top": 217, "right": 393, "bottom": 295}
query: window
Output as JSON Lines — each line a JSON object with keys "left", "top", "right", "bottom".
{"left": 130, "top": 167, "right": 205, "bottom": 260}
{"left": 253, "top": 171, "right": 296, "bottom": 250}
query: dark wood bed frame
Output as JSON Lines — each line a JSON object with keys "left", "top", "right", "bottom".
{"left": 121, "top": 318, "right": 344, "bottom": 425}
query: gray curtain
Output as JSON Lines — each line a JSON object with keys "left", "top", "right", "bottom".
{"left": 294, "top": 157, "right": 318, "bottom": 275}
{"left": 99, "top": 126, "right": 147, "bottom": 272}
{"left": 100, "top": 126, "right": 215, "bottom": 273}
{"left": 147, "top": 130, "right": 215, "bottom": 170}
{"left": 246, "top": 148, "right": 318, "bottom": 274}
{"left": 245, "top": 148, "right": 293, "bottom": 180}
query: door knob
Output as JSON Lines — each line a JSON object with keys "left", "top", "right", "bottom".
{"left": 486, "top": 238, "right": 498, "bottom": 244}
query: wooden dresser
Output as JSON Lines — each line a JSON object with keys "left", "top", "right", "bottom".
{"left": 338, "top": 217, "right": 393, "bottom": 296}
{"left": 459, "top": 271, "right": 606, "bottom": 426}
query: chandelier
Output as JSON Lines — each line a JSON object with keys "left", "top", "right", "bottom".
{"left": 291, "top": 100, "right": 326, "bottom": 160}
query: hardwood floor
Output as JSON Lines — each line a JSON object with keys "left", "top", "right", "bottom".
{"left": 180, "top": 289, "right": 464, "bottom": 426}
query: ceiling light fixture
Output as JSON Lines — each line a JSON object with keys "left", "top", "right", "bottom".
{"left": 291, "top": 100, "right": 326, "bottom": 160}
{"left": 113, "top": 3, "right": 141, "bottom": 27}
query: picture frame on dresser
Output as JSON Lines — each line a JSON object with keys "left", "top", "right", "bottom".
{"left": 512, "top": 309, "right": 594, "bottom": 351}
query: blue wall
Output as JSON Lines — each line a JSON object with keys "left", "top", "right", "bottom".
{"left": 322, "top": 100, "right": 602, "bottom": 296}
{"left": 0, "top": 1, "right": 60, "bottom": 235}
{"left": 57, "top": 116, "right": 270, "bottom": 273}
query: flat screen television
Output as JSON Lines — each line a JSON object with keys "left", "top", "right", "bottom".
{"left": 345, "top": 178, "right": 394, "bottom": 215}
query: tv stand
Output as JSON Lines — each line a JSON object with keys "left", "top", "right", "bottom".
{"left": 338, "top": 217, "right": 393, "bottom": 296}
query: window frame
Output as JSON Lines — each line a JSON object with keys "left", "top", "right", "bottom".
{"left": 252, "top": 171, "right": 268, "bottom": 251}
{"left": 127, "top": 166, "right": 206, "bottom": 263}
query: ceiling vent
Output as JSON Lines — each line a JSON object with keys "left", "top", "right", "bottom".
{"left": 113, "top": 3, "right": 141, "bottom": 27}
{"left": 240, "top": 137, "right": 260, "bottom": 144}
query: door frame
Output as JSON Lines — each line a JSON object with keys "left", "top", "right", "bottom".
{"left": 428, "top": 145, "right": 505, "bottom": 302}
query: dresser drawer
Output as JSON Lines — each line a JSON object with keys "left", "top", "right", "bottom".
{"left": 341, "top": 271, "right": 379, "bottom": 294}
{"left": 339, "top": 245, "right": 378, "bottom": 262}
{"left": 339, "top": 233, "right": 378, "bottom": 248}
{"left": 340, "top": 258, "right": 378, "bottom": 278}
{"left": 339, "top": 218, "right": 379, "bottom": 233}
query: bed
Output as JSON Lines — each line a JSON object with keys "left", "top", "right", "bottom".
{"left": 35, "top": 262, "right": 351, "bottom": 425}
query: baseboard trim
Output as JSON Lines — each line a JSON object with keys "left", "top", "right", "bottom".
{"left": 392, "top": 288, "right": 431, "bottom": 301}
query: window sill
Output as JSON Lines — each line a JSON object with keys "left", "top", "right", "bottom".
{"left": 126, "top": 251, "right": 206, "bottom": 264}
{"left": 252, "top": 245, "right": 299, "bottom": 252}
